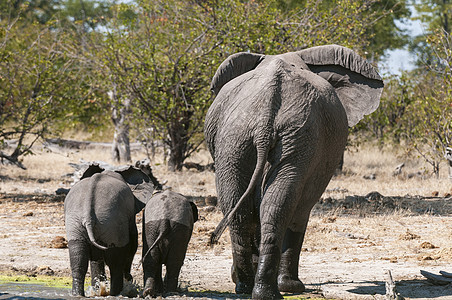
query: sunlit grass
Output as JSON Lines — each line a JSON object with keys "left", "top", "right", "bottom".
{"left": 0, "top": 274, "right": 73, "bottom": 289}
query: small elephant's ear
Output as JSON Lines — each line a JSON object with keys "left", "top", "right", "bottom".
{"left": 211, "top": 52, "right": 265, "bottom": 95}
{"left": 297, "top": 44, "right": 384, "bottom": 127}
{"left": 80, "top": 164, "right": 104, "bottom": 180}
{"left": 115, "top": 166, "right": 155, "bottom": 212}
{"left": 189, "top": 202, "right": 199, "bottom": 223}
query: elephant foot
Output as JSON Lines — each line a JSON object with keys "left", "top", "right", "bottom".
{"left": 143, "top": 278, "right": 162, "bottom": 298}
{"left": 235, "top": 280, "right": 254, "bottom": 295}
{"left": 252, "top": 283, "right": 283, "bottom": 300}
{"left": 124, "top": 273, "right": 133, "bottom": 282}
{"left": 71, "top": 278, "right": 85, "bottom": 297}
{"left": 143, "top": 287, "right": 155, "bottom": 298}
{"left": 277, "top": 274, "right": 305, "bottom": 293}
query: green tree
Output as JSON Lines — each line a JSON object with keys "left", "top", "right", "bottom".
{"left": 404, "top": 29, "right": 452, "bottom": 176}
{"left": 85, "top": 0, "right": 400, "bottom": 171}
{"left": 0, "top": 17, "right": 97, "bottom": 168}
{"left": 274, "top": 0, "right": 411, "bottom": 58}
{"left": 0, "top": 0, "right": 59, "bottom": 24}
{"left": 411, "top": 0, "right": 452, "bottom": 68}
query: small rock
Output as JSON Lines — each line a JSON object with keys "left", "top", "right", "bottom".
{"left": 205, "top": 196, "right": 217, "bottom": 206}
{"left": 37, "top": 266, "right": 54, "bottom": 276}
{"left": 399, "top": 230, "right": 420, "bottom": 240}
{"left": 23, "top": 212, "right": 33, "bottom": 217}
{"left": 420, "top": 241, "right": 437, "bottom": 249}
{"left": 50, "top": 236, "right": 68, "bottom": 248}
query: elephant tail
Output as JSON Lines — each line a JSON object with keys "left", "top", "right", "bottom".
{"left": 210, "top": 145, "right": 268, "bottom": 245}
{"left": 84, "top": 173, "right": 108, "bottom": 251}
{"left": 86, "top": 220, "right": 108, "bottom": 251}
{"left": 141, "top": 229, "right": 169, "bottom": 265}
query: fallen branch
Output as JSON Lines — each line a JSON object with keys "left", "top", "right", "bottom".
{"left": 420, "top": 270, "right": 452, "bottom": 285}
{"left": 385, "top": 270, "right": 404, "bottom": 300}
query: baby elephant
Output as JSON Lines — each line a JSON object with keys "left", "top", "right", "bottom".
{"left": 142, "top": 190, "right": 198, "bottom": 297}
{"left": 65, "top": 165, "right": 155, "bottom": 296}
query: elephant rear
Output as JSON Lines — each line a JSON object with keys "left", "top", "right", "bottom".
{"left": 142, "top": 190, "right": 198, "bottom": 296}
{"left": 65, "top": 172, "right": 135, "bottom": 249}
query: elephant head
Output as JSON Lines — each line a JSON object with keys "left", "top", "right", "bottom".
{"left": 81, "top": 163, "right": 155, "bottom": 213}
{"left": 210, "top": 44, "right": 383, "bottom": 127}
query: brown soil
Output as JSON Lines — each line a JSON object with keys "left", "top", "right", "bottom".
{"left": 0, "top": 144, "right": 451, "bottom": 299}
{"left": 1, "top": 190, "right": 451, "bottom": 299}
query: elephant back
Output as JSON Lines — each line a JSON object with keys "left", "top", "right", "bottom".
{"left": 145, "top": 190, "right": 194, "bottom": 228}
{"left": 91, "top": 173, "right": 135, "bottom": 247}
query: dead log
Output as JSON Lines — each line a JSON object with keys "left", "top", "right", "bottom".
{"left": 439, "top": 270, "right": 452, "bottom": 278}
{"left": 393, "top": 163, "right": 405, "bottom": 176}
{"left": 385, "top": 270, "right": 404, "bottom": 300}
{"left": 421, "top": 270, "right": 452, "bottom": 285}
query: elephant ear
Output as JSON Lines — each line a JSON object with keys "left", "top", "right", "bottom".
{"left": 80, "top": 164, "right": 105, "bottom": 180}
{"left": 211, "top": 52, "right": 265, "bottom": 95}
{"left": 189, "top": 202, "right": 199, "bottom": 223}
{"left": 115, "top": 166, "right": 155, "bottom": 213}
{"left": 297, "top": 44, "right": 384, "bottom": 127}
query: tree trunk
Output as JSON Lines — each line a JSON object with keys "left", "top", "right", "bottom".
{"left": 446, "top": 147, "right": 452, "bottom": 180}
{"left": 166, "top": 110, "right": 192, "bottom": 171}
{"left": 109, "top": 88, "right": 131, "bottom": 163}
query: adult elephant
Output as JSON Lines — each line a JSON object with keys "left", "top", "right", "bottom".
{"left": 65, "top": 164, "right": 155, "bottom": 296}
{"left": 204, "top": 45, "right": 383, "bottom": 299}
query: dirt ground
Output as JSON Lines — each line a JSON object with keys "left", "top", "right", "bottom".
{"left": 0, "top": 145, "right": 451, "bottom": 299}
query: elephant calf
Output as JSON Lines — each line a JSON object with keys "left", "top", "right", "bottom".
{"left": 64, "top": 165, "right": 155, "bottom": 296}
{"left": 142, "top": 190, "right": 198, "bottom": 297}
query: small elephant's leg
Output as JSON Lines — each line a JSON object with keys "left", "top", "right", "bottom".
{"left": 68, "top": 240, "right": 90, "bottom": 296}
{"left": 143, "top": 262, "right": 163, "bottom": 297}
{"left": 89, "top": 246, "right": 106, "bottom": 287}
{"left": 164, "top": 227, "right": 191, "bottom": 293}
{"left": 278, "top": 227, "right": 307, "bottom": 293}
{"left": 123, "top": 222, "right": 138, "bottom": 282}
{"left": 105, "top": 247, "right": 126, "bottom": 296}
{"left": 142, "top": 242, "right": 164, "bottom": 297}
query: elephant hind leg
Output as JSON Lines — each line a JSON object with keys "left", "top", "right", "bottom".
{"left": 89, "top": 246, "right": 106, "bottom": 288}
{"left": 68, "top": 240, "right": 90, "bottom": 297}
{"left": 163, "top": 226, "right": 191, "bottom": 293}
{"left": 278, "top": 228, "right": 306, "bottom": 293}
{"left": 142, "top": 243, "right": 164, "bottom": 297}
{"left": 105, "top": 247, "right": 126, "bottom": 296}
{"left": 124, "top": 222, "right": 138, "bottom": 282}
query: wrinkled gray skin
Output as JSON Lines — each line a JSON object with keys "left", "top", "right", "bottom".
{"left": 142, "top": 190, "right": 198, "bottom": 297}
{"left": 204, "top": 45, "right": 384, "bottom": 299}
{"left": 64, "top": 165, "right": 154, "bottom": 297}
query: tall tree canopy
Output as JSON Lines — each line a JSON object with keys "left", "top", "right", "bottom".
{"left": 0, "top": 0, "right": 412, "bottom": 170}
{"left": 85, "top": 0, "right": 399, "bottom": 170}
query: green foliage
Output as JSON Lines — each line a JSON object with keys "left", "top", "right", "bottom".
{"left": 411, "top": 0, "right": 452, "bottom": 68}
{"left": 87, "top": 0, "right": 394, "bottom": 170}
{"left": 413, "top": 0, "right": 452, "bottom": 33}
{"left": 0, "top": 0, "right": 408, "bottom": 169}
{"left": 357, "top": 29, "right": 451, "bottom": 177}
{"left": 404, "top": 30, "right": 451, "bottom": 176}
{"left": 0, "top": 0, "right": 59, "bottom": 24}
{"left": 0, "top": 15, "right": 105, "bottom": 167}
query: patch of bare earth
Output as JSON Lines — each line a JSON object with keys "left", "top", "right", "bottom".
{"left": 0, "top": 143, "right": 451, "bottom": 299}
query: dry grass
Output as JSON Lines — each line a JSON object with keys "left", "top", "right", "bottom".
{"left": 326, "top": 144, "right": 451, "bottom": 198}
{"left": 1, "top": 140, "right": 451, "bottom": 299}
{"left": 1, "top": 141, "right": 450, "bottom": 198}
{"left": 1, "top": 141, "right": 450, "bottom": 225}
